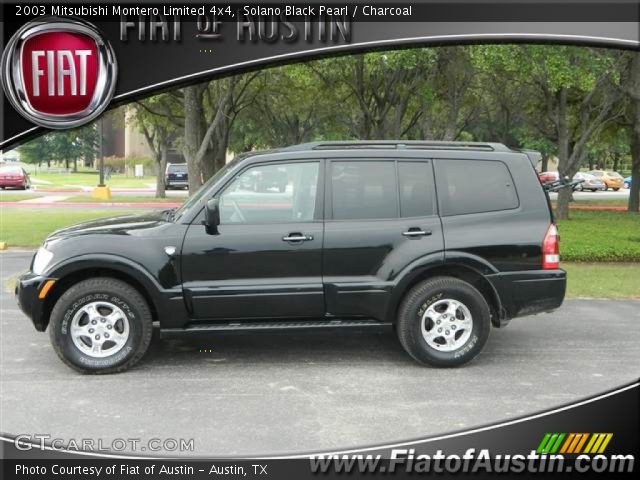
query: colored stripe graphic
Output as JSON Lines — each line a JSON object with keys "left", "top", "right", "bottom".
{"left": 573, "top": 433, "right": 589, "bottom": 453}
{"left": 545, "top": 433, "right": 613, "bottom": 455}
{"left": 536, "top": 433, "right": 566, "bottom": 454}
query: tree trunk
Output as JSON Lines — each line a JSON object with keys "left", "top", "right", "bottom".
{"left": 555, "top": 88, "right": 571, "bottom": 220}
{"left": 155, "top": 147, "right": 168, "bottom": 199}
{"left": 628, "top": 52, "right": 640, "bottom": 213}
{"left": 556, "top": 187, "right": 572, "bottom": 220}
{"left": 183, "top": 85, "right": 207, "bottom": 193}
{"left": 629, "top": 109, "right": 640, "bottom": 213}
{"left": 541, "top": 155, "right": 549, "bottom": 172}
{"left": 612, "top": 153, "right": 620, "bottom": 172}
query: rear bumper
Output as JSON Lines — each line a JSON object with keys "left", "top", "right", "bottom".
{"left": 0, "top": 180, "right": 25, "bottom": 187}
{"left": 15, "top": 272, "right": 53, "bottom": 332}
{"left": 486, "top": 269, "right": 566, "bottom": 326}
{"left": 166, "top": 176, "right": 188, "bottom": 186}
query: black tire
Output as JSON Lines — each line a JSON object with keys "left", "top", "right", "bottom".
{"left": 396, "top": 277, "right": 491, "bottom": 367}
{"left": 49, "top": 278, "right": 153, "bottom": 374}
{"left": 603, "top": 186, "right": 608, "bottom": 191}
{"left": 613, "top": 188, "right": 620, "bottom": 192}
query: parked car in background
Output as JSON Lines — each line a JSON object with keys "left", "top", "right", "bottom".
{"left": 624, "top": 176, "right": 632, "bottom": 189}
{"left": 538, "top": 171, "right": 559, "bottom": 184}
{"left": 588, "top": 170, "right": 624, "bottom": 191}
{"left": 164, "top": 163, "right": 189, "bottom": 190}
{"left": 572, "top": 172, "right": 605, "bottom": 192}
{"left": 0, "top": 165, "right": 31, "bottom": 190}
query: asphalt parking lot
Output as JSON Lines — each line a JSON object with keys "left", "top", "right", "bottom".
{"left": 1, "top": 250, "right": 639, "bottom": 457}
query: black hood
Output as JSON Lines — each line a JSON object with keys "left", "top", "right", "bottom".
{"left": 46, "top": 211, "right": 169, "bottom": 242}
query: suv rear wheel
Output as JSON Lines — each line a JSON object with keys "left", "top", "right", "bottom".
{"left": 396, "top": 277, "right": 491, "bottom": 367}
{"left": 49, "top": 278, "right": 153, "bottom": 374}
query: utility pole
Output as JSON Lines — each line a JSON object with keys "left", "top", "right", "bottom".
{"left": 91, "top": 115, "right": 111, "bottom": 199}
{"left": 98, "top": 117, "right": 104, "bottom": 186}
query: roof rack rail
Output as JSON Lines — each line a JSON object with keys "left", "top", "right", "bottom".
{"left": 285, "top": 140, "right": 512, "bottom": 153}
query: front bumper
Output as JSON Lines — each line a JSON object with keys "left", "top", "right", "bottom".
{"left": 486, "top": 269, "right": 566, "bottom": 325}
{"left": 15, "top": 272, "right": 54, "bottom": 332}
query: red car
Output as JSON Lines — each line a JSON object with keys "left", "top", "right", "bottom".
{"left": 538, "top": 171, "right": 559, "bottom": 184}
{"left": 0, "top": 165, "right": 31, "bottom": 190}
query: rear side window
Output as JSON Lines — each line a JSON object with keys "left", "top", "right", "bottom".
{"left": 398, "top": 161, "right": 435, "bottom": 217}
{"left": 168, "top": 164, "right": 187, "bottom": 173}
{"left": 435, "top": 159, "right": 519, "bottom": 216}
{"left": 331, "top": 161, "right": 397, "bottom": 220}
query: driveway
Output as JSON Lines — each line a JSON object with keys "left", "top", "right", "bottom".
{"left": 1, "top": 251, "right": 639, "bottom": 456}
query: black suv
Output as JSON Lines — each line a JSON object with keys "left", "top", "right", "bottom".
{"left": 164, "top": 163, "right": 189, "bottom": 190}
{"left": 16, "top": 141, "right": 566, "bottom": 373}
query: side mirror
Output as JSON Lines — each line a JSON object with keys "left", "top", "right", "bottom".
{"left": 204, "top": 198, "right": 220, "bottom": 235}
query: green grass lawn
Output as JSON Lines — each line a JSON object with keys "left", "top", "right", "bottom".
{"left": 65, "top": 195, "right": 183, "bottom": 203}
{"left": 557, "top": 210, "right": 640, "bottom": 262}
{"left": 0, "top": 194, "right": 41, "bottom": 202}
{"left": 31, "top": 172, "right": 156, "bottom": 188}
{"left": 0, "top": 208, "right": 143, "bottom": 247}
{"left": 564, "top": 263, "right": 640, "bottom": 299}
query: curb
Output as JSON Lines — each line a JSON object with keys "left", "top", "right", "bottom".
{"left": 568, "top": 205, "right": 627, "bottom": 211}
{"left": 0, "top": 202, "right": 181, "bottom": 208}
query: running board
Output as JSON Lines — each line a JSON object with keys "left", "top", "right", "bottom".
{"left": 161, "top": 319, "right": 392, "bottom": 337}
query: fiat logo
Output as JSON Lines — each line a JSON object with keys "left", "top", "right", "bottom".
{"left": 1, "top": 18, "right": 117, "bottom": 129}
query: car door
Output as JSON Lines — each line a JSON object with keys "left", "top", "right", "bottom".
{"left": 181, "top": 160, "right": 325, "bottom": 321}
{"left": 323, "top": 159, "right": 444, "bottom": 321}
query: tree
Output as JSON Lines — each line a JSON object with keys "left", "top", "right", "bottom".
{"left": 476, "top": 46, "right": 623, "bottom": 219}
{"left": 619, "top": 51, "right": 640, "bottom": 213}
{"left": 311, "top": 51, "right": 436, "bottom": 140}
{"left": 134, "top": 95, "right": 182, "bottom": 198}
{"left": 230, "top": 64, "right": 348, "bottom": 151}
{"left": 18, "top": 135, "right": 53, "bottom": 167}
{"left": 183, "top": 73, "right": 261, "bottom": 192}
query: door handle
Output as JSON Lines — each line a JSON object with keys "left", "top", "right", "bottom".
{"left": 402, "top": 228, "right": 432, "bottom": 238}
{"left": 282, "top": 233, "right": 313, "bottom": 242}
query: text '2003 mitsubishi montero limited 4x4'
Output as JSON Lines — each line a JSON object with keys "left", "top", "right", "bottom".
{"left": 17, "top": 141, "right": 566, "bottom": 373}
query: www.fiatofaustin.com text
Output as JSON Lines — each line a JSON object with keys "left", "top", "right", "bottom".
{"left": 310, "top": 449, "right": 635, "bottom": 474}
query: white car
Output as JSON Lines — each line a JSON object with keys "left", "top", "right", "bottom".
{"left": 573, "top": 172, "right": 606, "bottom": 192}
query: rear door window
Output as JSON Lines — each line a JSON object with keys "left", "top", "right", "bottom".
{"left": 398, "top": 161, "right": 436, "bottom": 217}
{"left": 330, "top": 161, "right": 398, "bottom": 220}
{"left": 435, "top": 159, "right": 519, "bottom": 216}
{"left": 168, "top": 164, "right": 187, "bottom": 173}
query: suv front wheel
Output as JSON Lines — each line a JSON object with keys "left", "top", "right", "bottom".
{"left": 49, "top": 278, "right": 153, "bottom": 374}
{"left": 396, "top": 277, "right": 491, "bottom": 367}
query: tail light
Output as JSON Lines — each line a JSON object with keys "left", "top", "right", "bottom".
{"left": 542, "top": 224, "right": 560, "bottom": 270}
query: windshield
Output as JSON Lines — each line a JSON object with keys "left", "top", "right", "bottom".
{"left": 607, "top": 171, "right": 622, "bottom": 178}
{"left": 0, "top": 166, "right": 22, "bottom": 173}
{"left": 172, "top": 157, "right": 241, "bottom": 221}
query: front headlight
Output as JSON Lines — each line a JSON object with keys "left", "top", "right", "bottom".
{"left": 32, "top": 247, "right": 54, "bottom": 275}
